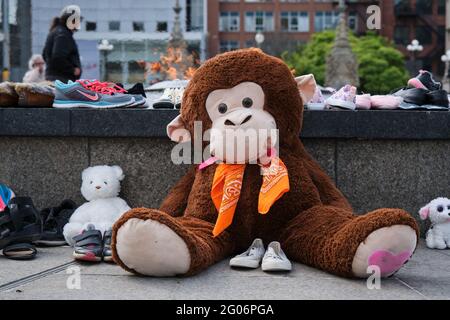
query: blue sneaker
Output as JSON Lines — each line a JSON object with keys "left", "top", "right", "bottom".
{"left": 53, "top": 80, "right": 135, "bottom": 109}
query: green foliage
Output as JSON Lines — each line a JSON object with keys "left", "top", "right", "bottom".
{"left": 283, "top": 31, "right": 409, "bottom": 94}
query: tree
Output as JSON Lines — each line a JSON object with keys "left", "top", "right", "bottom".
{"left": 283, "top": 31, "right": 409, "bottom": 95}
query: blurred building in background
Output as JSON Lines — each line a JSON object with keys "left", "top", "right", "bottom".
{"left": 0, "top": 0, "right": 447, "bottom": 82}
{"left": 208, "top": 0, "right": 446, "bottom": 76}
{"left": 31, "top": 0, "right": 205, "bottom": 84}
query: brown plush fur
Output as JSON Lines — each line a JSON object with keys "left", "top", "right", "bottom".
{"left": 15, "top": 83, "right": 55, "bottom": 107}
{"left": 112, "top": 49, "right": 419, "bottom": 277}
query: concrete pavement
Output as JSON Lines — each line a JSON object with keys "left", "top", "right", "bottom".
{"left": 0, "top": 241, "right": 448, "bottom": 300}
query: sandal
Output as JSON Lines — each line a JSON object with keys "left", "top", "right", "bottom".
{"left": 3, "top": 243, "right": 37, "bottom": 260}
{"left": 72, "top": 225, "right": 103, "bottom": 262}
{"left": 0, "top": 197, "right": 42, "bottom": 251}
{"left": 35, "top": 199, "right": 77, "bottom": 246}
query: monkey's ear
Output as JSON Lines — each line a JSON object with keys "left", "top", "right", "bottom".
{"left": 167, "top": 115, "right": 191, "bottom": 143}
{"left": 295, "top": 74, "right": 317, "bottom": 104}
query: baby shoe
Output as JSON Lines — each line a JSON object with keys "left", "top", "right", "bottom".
{"left": 305, "top": 86, "right": 326, "bottom": 110}
{"left": 174, "top": 87, "right": 185, "bottom": 110}
{"left": 426, "top": 90, "right": 449, "bottom": 108}
{"left": 72, "top": 224, "right": 103, "bottom": 262}
{"left": 261, "top": 241, "right": 292, "bottom": 272}
{"left": 325, "top": 85, "right": 357, "bottom": 110}
{"left": 355, "top": 94, "right": 371, "bottom": 110}
{"left": 102, "top": 229, "right": 113, "bottom": 262}
{"left": 230, "top": 238, "right": 265, "bottom": 269}
{"left": 153, "top": 88, "right": 176, "bottom": 109}
{"left": 407, "top": 70, "right": 442, "bottom": 91}
{"left": 370, "top": 95, "right": 403, "bottom": 110}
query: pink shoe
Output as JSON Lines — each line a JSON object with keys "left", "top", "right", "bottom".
{"left": 355, "top": 94, "right": 371, "bottom": 110}
{"left": 325, "top": 85, "right": 357, "bottom": 110}
{"left": 370, "top": 95, "right": 403, "bottom": 110}
{"left": 305, "top": 86, "right": 326, "bottom": 110}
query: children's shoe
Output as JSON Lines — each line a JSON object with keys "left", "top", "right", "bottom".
{"left": 174, "top": 87, "right": 184, "bottom": 110}
{"left": 102, "top": 229, "right": 113, "bottom": 262}
{"left": 53, "top": 80, "right": 135, "bottom": 109}
{"left": 35, "top": 199, "right": 77, "bottom": 247}
{"left": 325, "top": 85, "right": 357, "bottom": 110}
{"left": 426, "top": 90, "right": 449, "bottom": 108}
{"left": 72, "top": 224, "right": 103, "bottom": 262}
{"left": 408, "top": 70, "right": 442, "bottom": 91}
{"left": 305, "top": 86, "right": 326, "bottom": 110}
{"left": 370, "top": 95, "right": 403, "bottom": 110}
{"left": 229, "top": 238, "right": 265, "bottom": 269}
{"left": 153, "top": 88, "right": 176, "bottom": 109}
{"left": 355, "top": 94, "right": 371, "bottom": 110}
{"left": 392, "top": 87, "right": 428, "bottom": 105}
{"left": 261, "top": 241, "right": 292, "bottom": 272}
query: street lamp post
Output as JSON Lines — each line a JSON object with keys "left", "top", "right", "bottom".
{"left": 406, "top": 39, "right": 423, "bottom": 75}
{"left": 97, "top": 39, "right": 114, "bottom": 82}
{"left": 255, "top": 31, "right": 265, "bottom": 49}
{"left": 441, "top": 50, "right": 450, "bottom": 92}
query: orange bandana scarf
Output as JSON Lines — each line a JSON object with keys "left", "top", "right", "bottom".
{"left": 210, "top": 157, "right": 290, "bottom": 237}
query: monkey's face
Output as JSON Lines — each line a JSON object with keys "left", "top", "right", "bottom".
{"left": 205, "top": 82, "right": 277, "bottom": 164}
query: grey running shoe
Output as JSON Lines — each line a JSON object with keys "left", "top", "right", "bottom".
{"left": 53, "top": 80, "right": 135, "bottom": 109}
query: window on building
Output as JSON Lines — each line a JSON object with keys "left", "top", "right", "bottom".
{"left": 415, "top": 26, "right": 431, "bottom": 45}
{"left": 394, "top": 25, "right": 410, "bottom": 45}
{"left": 438, "top": 0, "right": 445, "bottom": 15}
{"left": 245, "top": 12, "right": 274, "bottom": 32}
{"left": 219, "top": 40, "right": 239, "bottom": 53}
{"left": 109, "top": 21, "right": 121, "bottom": 31}
{"left": 348, "top": 12, "right": 357, "bottom": 31}
{"left": 186, "top": 0, "right": 204, "bottom": 31}
{"left": 157, "top": 21, "right": 168, "bottom": 32}
{"left": 133, "top": 22, "right": 145, "bottom": 32}
{"left": 219, "top": 12, "right": 240, "bottom": 32}
{"left": 86, "top": 21, "right": 97, "bottom": 32}
{"left": 314, "top": 11, "right": 339, "bottom": 32}
{"left": 394, "top": 0, "right": 412, "bottom": 14}
{"left": 281, "top": 12, "right": 309, "bottom": 32}
{"left": 415, "top": 0, "right": 432, "bottom": 15}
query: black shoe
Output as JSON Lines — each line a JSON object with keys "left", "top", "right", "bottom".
{"left": 116, "top": 83, "right": 146, "bottom": 98}
{"left": 72, "top": 224, "right": 103, "bottom": 262}
{"left": 102, "top": 229, "right": 113, "bottom": 262}
{"left": 426, "top": 90, "right": 449, "bottom": 108}
{"left": 0, "top": 197, "right": 42, "bottom": 251}
{"left": 408, "top": 70, "right": 442, "bottom": 91}
{"left": 35, "top": 199, "right": 77, "bottom": 247}
{"left": 392, "top": 87, "right": 428, "bottom": 105}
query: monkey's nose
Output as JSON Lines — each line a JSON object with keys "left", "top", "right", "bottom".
{"left": 224, "top": 115, "right": 252, "bottom": 126}
{"left": 96, "top": 186, "right": 101, "bottom": 190}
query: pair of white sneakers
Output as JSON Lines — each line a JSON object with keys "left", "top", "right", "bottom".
{"left": 230, "top": 239, "right": 292, "bottom": 272}
{"left": 153, "top": 87, "right": 184, "bottom": 109}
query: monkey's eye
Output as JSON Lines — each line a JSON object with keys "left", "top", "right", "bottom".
{"left": 448, "top": 205, "right": 450, "bottom": 210}
{"left": 218, "top": 103, "right": 228, "bottom": 114}
{"left": 242, "top": 97, "right": 253, "bottom": 108}
{"left": 437, "top": 205, "right": 444, "bottom": 212}
{"left": 90, "top": 181, "right": 93, "bottom": 185}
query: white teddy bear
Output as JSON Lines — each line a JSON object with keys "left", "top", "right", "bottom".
{"left": 419, "top": 197, "right": 450, "bottom": 249}
{"left": 63, "top": 165, "right": 131, "bottom": 246}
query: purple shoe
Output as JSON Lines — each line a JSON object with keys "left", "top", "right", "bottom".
{"left": 305, "top": 86, "right": 326, "bottom": 110}
{"left": 325, "top": 85, "right": 357, "bottom": 110}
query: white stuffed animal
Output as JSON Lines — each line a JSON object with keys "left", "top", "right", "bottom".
{"left": 419, "top": 197, "right": 450, "bottom": 249}
{"left": 63, "top": 165, "right": 131, "bottom": 246}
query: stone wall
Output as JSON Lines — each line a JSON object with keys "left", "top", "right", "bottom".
{"left": 1, "top": 136, "right": 446, "bottom": 235}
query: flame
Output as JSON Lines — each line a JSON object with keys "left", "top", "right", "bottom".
{"left": 139, "top": 45, "right": 199, "bottom": 83}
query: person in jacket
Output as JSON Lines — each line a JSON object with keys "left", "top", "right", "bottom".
{"left": 23, "top": 54, "right": 46, "bottom": 83}
{"left": 43, "top": 5, "right": 82, "bottom": 82}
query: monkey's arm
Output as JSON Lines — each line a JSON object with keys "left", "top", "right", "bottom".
{"left": 159, "top": 166, "right": 197, "bottom": 217}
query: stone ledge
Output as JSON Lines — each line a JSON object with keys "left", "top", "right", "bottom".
{"left": 0, "top": 108, "right": 449, "bottom": 139}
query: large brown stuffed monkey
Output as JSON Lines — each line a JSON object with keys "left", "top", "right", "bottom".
{"left": 111, "top": 49, "right": 419, "bottom": 278}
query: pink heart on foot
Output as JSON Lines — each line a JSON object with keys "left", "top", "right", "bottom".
{"left": 368, "top": 250, "right": 412, "bottom": 276}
